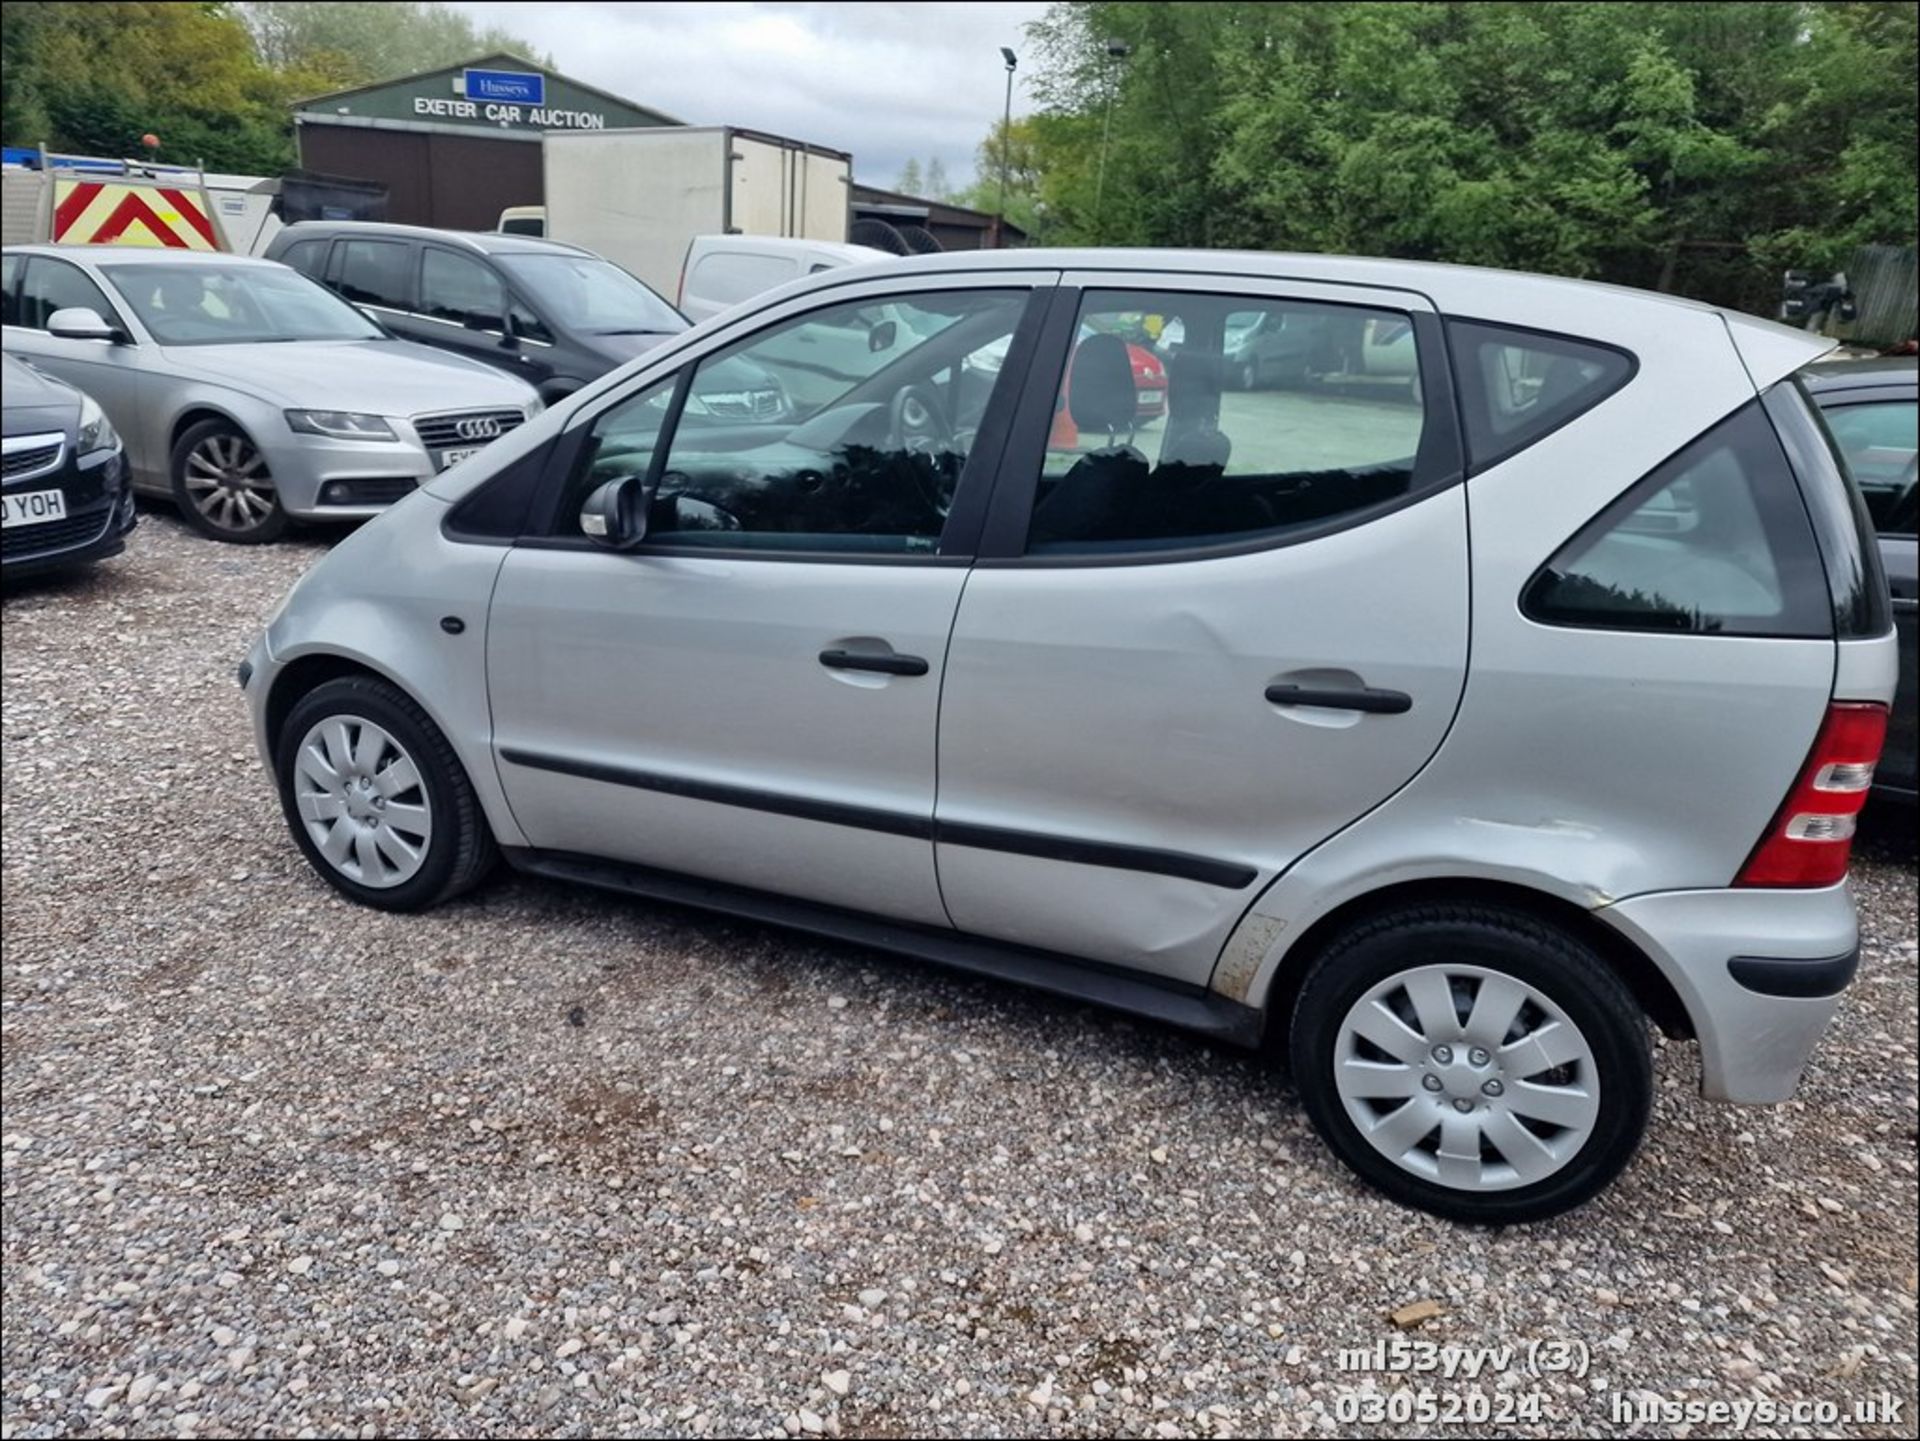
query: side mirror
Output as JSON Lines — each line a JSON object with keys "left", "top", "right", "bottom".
{"left": 48, "top": 307, "right": 120, "bottom": 343}
{"left": 580, "top": 474, "right": 652, "bottom": 550}
{"left": 868, "top": 319, "right": 898, "bottom": 353}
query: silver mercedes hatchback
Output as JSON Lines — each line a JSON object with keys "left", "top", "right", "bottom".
{"left": 243, "top": 250, "right": 1897, "bottom": 1223}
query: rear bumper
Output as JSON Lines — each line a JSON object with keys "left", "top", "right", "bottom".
{"left": 1598, "top": 882, "right": 1858, "bottom": 1103}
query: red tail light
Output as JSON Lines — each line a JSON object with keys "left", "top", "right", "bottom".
{"left": 1736, "top": 702, "right": 1887, "bottom": 887}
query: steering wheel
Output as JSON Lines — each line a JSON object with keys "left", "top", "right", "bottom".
{"left": 888, "top": 383, "right": 959, "bottom": 518}
{"left": 889, "top": 383, "right": 954, "bottom": 456}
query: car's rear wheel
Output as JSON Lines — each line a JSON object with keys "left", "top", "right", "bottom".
{"left": 1289, "top": 904, "right": 1652, "bottom": 1224}
{"left": 171, "top": 418, "right": 287, "bottom": 544}
{"left": 275, "top": 676, "right": 495, "bottom": 911}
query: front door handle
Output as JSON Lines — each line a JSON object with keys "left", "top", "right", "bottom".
{"left": 1265, "top": 683, "right": 1412, "bottom": 715}
{"left": 819, "top": 648, "right": 929, "bottom": 677}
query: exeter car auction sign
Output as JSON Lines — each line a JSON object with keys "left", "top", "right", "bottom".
{"left": 294, "top": 52, "right": 671, "bottom": 139}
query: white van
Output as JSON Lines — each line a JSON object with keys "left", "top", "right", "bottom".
{"left": 678, "top": 236, "right": 892, "bottom": 322}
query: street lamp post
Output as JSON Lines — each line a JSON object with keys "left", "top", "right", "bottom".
{"left": 996, "top": 47, "right": 1017, "bottom": 249}
{"left": 1093, "top": 39, "right": 1131, "bottom": 244}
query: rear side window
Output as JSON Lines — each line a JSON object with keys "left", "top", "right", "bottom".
{"left": 1524, "top": 401, "right": 1831, "bottom": 637}
{"left": 277, "top": 238, "right": 328, "bottom": 277}
{"left": 336, "top": 239, "right": 410, "bottom": 310}
{"left": 1026, "top": 289, "right": 1440, "bottom": 555}
{"left": 1449, "top": 320, "right": 1633, "bottom": 473}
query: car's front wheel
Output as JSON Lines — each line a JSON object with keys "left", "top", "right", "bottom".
{"left": 275, "top": 675, "right": 495, "bottom": 911}
{"left": 1289, "top": 904, "right": 1652, "bottom": 1224}
{"left": 171, "top": 418, "right": 287, "bottom": 544}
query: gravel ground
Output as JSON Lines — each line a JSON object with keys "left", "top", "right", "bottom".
{"left": 3, "top": 509, "right": 1916, "bottom": 1440}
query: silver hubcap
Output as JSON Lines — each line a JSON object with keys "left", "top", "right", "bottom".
{"left": 184, "top": 433, "right": 276, "bottom": 532}
{"left": 1333, "top": 964, "right": 1600, "bottom": 1193}
{"left": 292, "top": 716, "right": 431, "bottom": 888}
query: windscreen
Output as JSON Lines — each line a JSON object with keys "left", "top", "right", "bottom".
{"left": 107, "top": 262, "right": 383, "bottom": 345}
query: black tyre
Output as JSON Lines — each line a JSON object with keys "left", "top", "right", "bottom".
{"left": 170, "top": 418, "right": 288, "bottom": 544}
{"left": 1289, "top": 904, "right": 1652, "bottom": 1224}
{"left": 849, "top": 219, "right": 913, "bottom": 256}
{"left": 275, "top": 676, "right": 496, "bottom": 911}
{"left": 896, "top": 224, "right": 943, "bottom": 255}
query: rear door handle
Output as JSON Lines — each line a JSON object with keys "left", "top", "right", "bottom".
{"left": 819, "top": 648, "right": 929, "bottom": 677}
{"left": 1265, "top": 683, "right": 1413, "bottom": 715}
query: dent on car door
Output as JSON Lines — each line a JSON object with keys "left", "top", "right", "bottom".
{"left": 484, "top": 280, "right": 1050, "bottom": 926}
{"left": 933, "top": 280, "right": 1470, "bottom": 985}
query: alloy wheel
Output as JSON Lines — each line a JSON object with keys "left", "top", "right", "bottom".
{"left": 292, "top": 715, "right": 433, "bottom": 888}
{"left": 183, "top": 433, "right": 277, "bottom": 534}
{"left": 1331, "top": 963, "right": 1601, "bottom": 1193}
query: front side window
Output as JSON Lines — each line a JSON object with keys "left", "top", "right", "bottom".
{"left": 18, "top": 258, "right": 119, "bottom": 331}
{"left": 335, "top": 239, "right": 411, "bottom": 310}
{"left": 0, "top": 254, "right": 20, "bottom": 325}
{"left": 419, "top": 249, "right": 505, "bottom": 332}
{"left": 1524, "top": 401, "right": 1830, "bottom": 637}
{"left": 277, "top": 238, "right": 328, "bottom": 277}
{"left": 105, "top": 263, "right": 383, "bottom": 346}
{"left": 494, "top": 254, "right": 682, "bottom": 339}
{"left": 1026, "top": 290, "right": 1430, "bottom": 555}
{"left": 562, "top": 288, "right": 1027, "bottom": 553}
{"left": 1821, "top": 399, "right": 1917, "bottom": 535}
{"left": 558, "top": 373, "right": 677, "bottom": 533}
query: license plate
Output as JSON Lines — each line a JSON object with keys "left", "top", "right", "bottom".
{"left": 1, "top": 488, "right": 68, "bottom": 528}
{"left": 437, "top": 447, "right": 482, "bottom": 470}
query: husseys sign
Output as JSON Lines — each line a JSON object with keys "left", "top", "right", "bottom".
{"left": 414, "top": 69, "right": 607, "bottom": 128}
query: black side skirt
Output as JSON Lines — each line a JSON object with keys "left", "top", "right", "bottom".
{"left": 502, "top": 847, "right": 1267, "bottom": 1048}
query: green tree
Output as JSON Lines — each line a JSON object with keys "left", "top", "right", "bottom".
{"left": 1007, "top": 1, "right": 1918, "bottom": 315}
{"left": 950, "top": 117, "right": 1046, "bottom": 235}
{"left": 236, "top": 2, "right": 549, "bottom": 89}
{"left": 896, "top": 157, "right": 925, "bottom": 195}
{"left": 1, "top": 2, "right": 316, "bottom": 172}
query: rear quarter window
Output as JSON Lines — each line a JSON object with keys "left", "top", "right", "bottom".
{"left": 1448, "top": 319, "right": 1634, "bottom": 473}
{"left": 1524, "top": 401, "right": 1831, "bottom": 638}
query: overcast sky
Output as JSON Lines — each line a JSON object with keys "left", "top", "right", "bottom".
{"left": 448, "top": 2, "right": 1055, "bottom": 191}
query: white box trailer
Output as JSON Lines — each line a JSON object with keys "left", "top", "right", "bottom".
{"left": 542, "top": 127, "right": 851, "bottom": 297}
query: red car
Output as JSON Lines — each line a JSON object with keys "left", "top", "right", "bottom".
{"left": 1127, "top": 341, "right": 1167, "bottom": 419}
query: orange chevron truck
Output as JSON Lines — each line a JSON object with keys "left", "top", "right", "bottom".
{"left": 2, "top": 151, "right": 231, "bottom": 251}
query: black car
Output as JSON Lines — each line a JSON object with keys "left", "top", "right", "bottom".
{"left": 265, "top": 221, "right": 777, "bottom": 408}
{"left": 1803, "top": 356, "right": 1918, "bottom": 803}
{"left": 1, "top": 353, "right": 135, "bottom": 577}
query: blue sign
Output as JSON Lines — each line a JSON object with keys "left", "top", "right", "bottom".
{"left": 463, "top": 69, "right": 544, "bottom": 105}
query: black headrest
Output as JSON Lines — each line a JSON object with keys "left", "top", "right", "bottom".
{"left": 1167, "top": 350, "right": 1223, "bottom": 426}
{"left": 1067, "top": 332, "right": 1137, "bottom": 435}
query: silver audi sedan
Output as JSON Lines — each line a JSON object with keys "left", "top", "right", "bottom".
{"left": 1, "top": 246, "right": 540, "bottom": 543}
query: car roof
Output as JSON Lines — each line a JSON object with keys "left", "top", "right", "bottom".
{"left": 1800, "top": 355, "right": 1920, "bottom": 393}
{"left": 1, "top": 244, "right": 283, "bottom": 268}
{"left": 689, "top": 235, "right": 887, "bottom": 263}
{"left": 745, "top": 245, "right": 1829, "bottom": 384}
{"left": 273, "top": 221, "right": 591, "bottom": 257}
